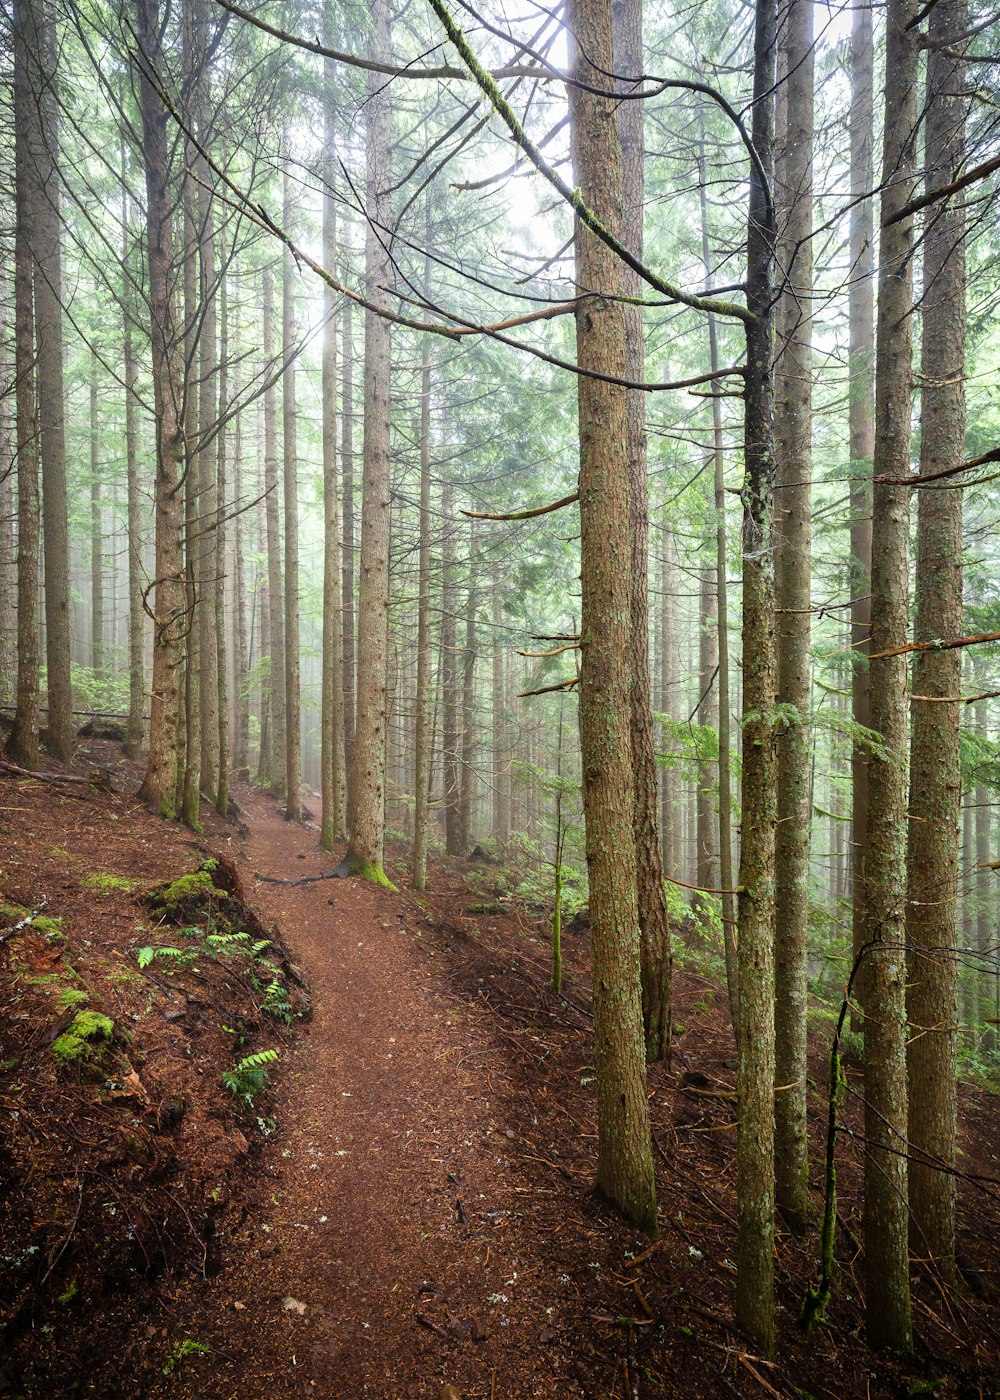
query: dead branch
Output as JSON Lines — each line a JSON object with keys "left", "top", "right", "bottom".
{"left": 0, "top": 899, "right": 48, "bottom": 947}
{"left": 462, "top": 491, "right": 579, "bottom": 522}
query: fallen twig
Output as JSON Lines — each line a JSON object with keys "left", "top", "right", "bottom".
{"left": 0, "top": 899, "right": 48, "bottom": 947}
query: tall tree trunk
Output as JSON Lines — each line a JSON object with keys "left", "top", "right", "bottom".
{"left": 491, "top": 561, "right": 509, "bottom": 842}
{"left": 441, "top": 484, "right": 461, "bottom": 854}
{"left": 773, "top": 0, "right": 814, "bottom": 1231}
{"left": 658, "top": 528, "right": 679, "bottom": 876}
{"left": 975, "top": 694, "right": 992, "bottom": 1049}
{"left": 122, "top": 168, "right": 144, "bottom": 760}
{"left": 848, "top": 0, "right": 875, "bottom": 1026}
{"left": 340, "top": 0, "right": 394, "bottom": 885}
{"left": 262, "top": 263, "right": 286, "bottom": 796}
{"left": 862, "top": 0, "right": 918, "bottom": 1352}
{"left": 695, "top": 565, "right": 719, "bottom": 901}
{"left": 696, "top": 150, "right": 739, "bottom": 1040}
{"left": 341, "top": 298, "right": 357, "bottom": 825}
{"left": 612, "top": 0, "right": 671, "bottom": 1064}
{"left": 411, "top": 334, "right": 433, "bottom": 888}
{"left": 25, "top": 0, "right": 72, "bottom": 758}
{"left": 90, "top": 351, "right": 105, "bottom": 676}
{"left": 179, "top": 2, "right": 202, "bottom": 828}
{"left": 197, "top": 152, "right": 219, "bottom": 806}
{"left": 320, "top": 58, "right": 347, "bottom": 851}
{"left": 735, "top": 0, "right": 778, "bottom": 1354}
{"left": 233, "top": 369, "right": 250, "bottom": 779}
{"left": 568, "top": 0, "right": 657, "bottom": 1236}
{"left": 215, "top": 254, "right": 230, "bottom": 818}
{"left": 282, "top": 158, "right": 302, "bottom": 821}
{"left": 136, "top": 0, "right": 187, "bottom": 818}
{"left": 458, "top": 533, "right": 477, "bottom": 853}
{"left": 9, "top": 1, "right": 40, "bottom": 770}
{"left": 905, "top": 0, "right": 966, "bottom": 1279}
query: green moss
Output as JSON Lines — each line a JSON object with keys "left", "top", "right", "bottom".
{"left": 0, "top": 902, "right": 29, "bottom": 922}
{"left": 83, "top": 872, "right": 139, "bottom": 894}
{"left": 56, "top": 987, "right": 89, "bottom": 1013}
{"left": 52, "top": 1011, "right": 114, "bottom": 1071}
{"left": 57, "top": 1279, "right": 79, "bottom": 1305}
{"left": 146, "top": 862, "right": 227, "bottom": 917}
{"left": 350, "top": 857, "right": 399, "bottom": 893}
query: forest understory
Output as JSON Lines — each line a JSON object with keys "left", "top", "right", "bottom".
{"left": 1, "top": 743, "right": 998, "bottom": 1400}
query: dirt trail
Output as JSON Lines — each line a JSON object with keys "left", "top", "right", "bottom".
{"left": 168, "top": 790, "right": 590, "bottom": 1400}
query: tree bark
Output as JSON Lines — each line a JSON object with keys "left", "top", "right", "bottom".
{"left": 411, "top": 332, "right": 433, "bottom": 888}
{"left": 904, "top": 0, "right": 966, "bottom": 1280}
{"left": 441, "top": 483, "right": 461, "bottom": 854}
{"left": 89, "top": 352, "right": 105, "bottom": 676}
{"left": 122, "top": 165, "right": 145, "bottom": 760}
{"left": 262, "top": 262, "right": 286, "bottom": 796}
{"left": 135, "top": 0, "right": 187, "bottom": 819}
{"left": 341, "top": 297, "right": 357, "bottom": 826}
{"left": 25, "top": 0, "right": 72, "bottom": 759}
{"left": 735, "top": 0, "right": 778, "bottom": 1354}
{"left": 613, "top": 0, "right": 671, "bottom": 1064}
{"left": 568, "top": 0, "right": 657, "bottom": 1237}
{"left": 341, "top": 0, "right": 394, "bottom": 885}
{"left": 215, "top": 251, "right": 230, "bottom": 818}
{"left": 9, "top": 0, "right": 40, "bottom": 771}
{"left": 458, "top": 532, "right": 478, "bottom": 853}
{"left": 848, "top": 0, "right": 875, "bottom": 1027}
{"left": 773, "top": 0, "right": 814, "bottom": 1232}
{"left": 282, "top": 156, "right": 302, "bottom": 821}
{"left": 862, "top": 0, "right": 918, "bottom": 1352}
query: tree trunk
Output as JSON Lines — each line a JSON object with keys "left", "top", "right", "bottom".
{"left": 613, "top": 0, "right": 671, "bottom": 1064}
{"left": 441, "top": 484, "right": 461, "bottom": 855}
{"left": 9, "top": 1, "right": 40, "bottom": 771}
{"left": 90, "top": 352, "right": 105, "bottom": 676}
{"left": 568, "top": 0, "right": 657, "bottom": 1237}
{"left": 262, "top": 262, "right": 286, "bottom": 796}
{"left": 411, "top": 334, "right": 433, "bottom": 888}
{"left": 695, "top": 565, "right": 719, "bottom": 902}
{"left": 975, "top": 695, "right": 992, "bottom": 1049}
{"left": 862, "top": 0, "right": 918, "bottom": 1352}
{"left": 25, "top": 0, "right": 72, "bottom": 759}
{"left": 282, "top": 157, "right": 302, "bottom": 821}
{"left": 458, "top": 532, "right": 477, "bottom": 853}
{"left": 136, "top": 0, "right": 187, "bottom": 819}
{"left": 215, "top": 252, "right": 230, "bottom": 818}
{"left": 122, "top": 166, "right": 145, "bottom": 760}
{"left": 320, "top": 59, "right": 347, "bottom": 851}
{"left": 905, "top": 0, "right": 966, "bottom": 1279}
{"left": 233, "top": 368, "right": 250, "bottom": 780}
{"left": 848, "top": 0, "right": 875, "bottom": 1026}
{"left": 696, "top": 146, "right": 738, "bottom": 1041}
{"left": 341, "top": 0, "right": 394, "bottom": 885}
{"left": 491, "top": 561, "right": 510, "bottom": 842}
{"left": 341, "top": 297, "right": 357, "bottom": 826}
{"left": 735, "top": 0, "right": 778, "bottom": 1354}
{"left": 773, "top": 0, "right": 814, "bottom": 1231}
{"left": 197, "top": 120, "right": 219, "bottom": 806}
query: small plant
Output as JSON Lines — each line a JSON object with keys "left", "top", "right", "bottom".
{"left": 260, "top": 977, "right": 293, "bottom": 1023}
{"left": 221, "top": 1048, "right": 279, "bottom": 1107}
{"left": 162, "top": 1338, "right": 210, "bottom": 1377}
{"left": 84, "top": 872, "right": 139, "bottom": 894}
{"left": 136, "top": 944, "right": 198, "bottom": 971}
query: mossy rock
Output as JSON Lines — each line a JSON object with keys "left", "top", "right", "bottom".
{"left": 52, "top": 1011, "right": 114, "bottom": 1073}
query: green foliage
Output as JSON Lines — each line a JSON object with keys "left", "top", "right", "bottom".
{"left": 136, "top": 944, "right": 196, "bottom": 971}
{"left": 56, "top": 987, "right": 89, "bottom": 1013}
{"left": 64, "top": 663, "right": 129, "bottom": 715}
{"left": 83, "top": 872, "right": 139, "bottom": 894}
{"left": 221, "top": 1049, "right": 279, "bottom": 1107}
{"left": 51, "top": 1011, "right": 114, "bottom": 1071}
{"left": 162, "top": 1339, "right": 210, "bottom": 1377}
{"left": 260, "top": 977, "right": 293, "bottom": 1024}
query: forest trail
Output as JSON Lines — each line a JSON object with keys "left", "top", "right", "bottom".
{"left": 174, "top": 789, "right": 590, "bottom": 1400}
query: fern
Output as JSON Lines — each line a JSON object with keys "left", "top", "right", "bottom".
{"left": 260, "top": 978, "right": 293, "bottom": 1023}
{"left": 221, "top": 1048, "right": 279, "bottom": 1106}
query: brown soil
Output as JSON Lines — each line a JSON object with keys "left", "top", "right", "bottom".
{"left": 1, "top": 748, "right": 998, "bottom": 1399}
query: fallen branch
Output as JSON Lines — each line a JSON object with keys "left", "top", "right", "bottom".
{"left": 0, "top": 758, "right": 115, "bottom": 790}
{"left": 0, "top": 899, "right": 48, "bottom": 947}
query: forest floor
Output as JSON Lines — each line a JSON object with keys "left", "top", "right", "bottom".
{"left": 1, "top": 741, "right": 999, "bottom": 1399}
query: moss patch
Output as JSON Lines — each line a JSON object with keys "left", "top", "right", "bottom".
{"left": 52, "top": 1011, "right": 114, "bottom": 1072}
{"left": 144, "top": 862, "right": 229, "bottom": 922}
{"left": 83, "top": 873, "right": 139, "bottom": 894}
{"left": 56, "top": 987, "right": 89, "bottom": 1013}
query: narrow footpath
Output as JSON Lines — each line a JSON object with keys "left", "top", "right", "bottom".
{"left": 161, "top": 790, "right": 600, "bottom": 1399}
